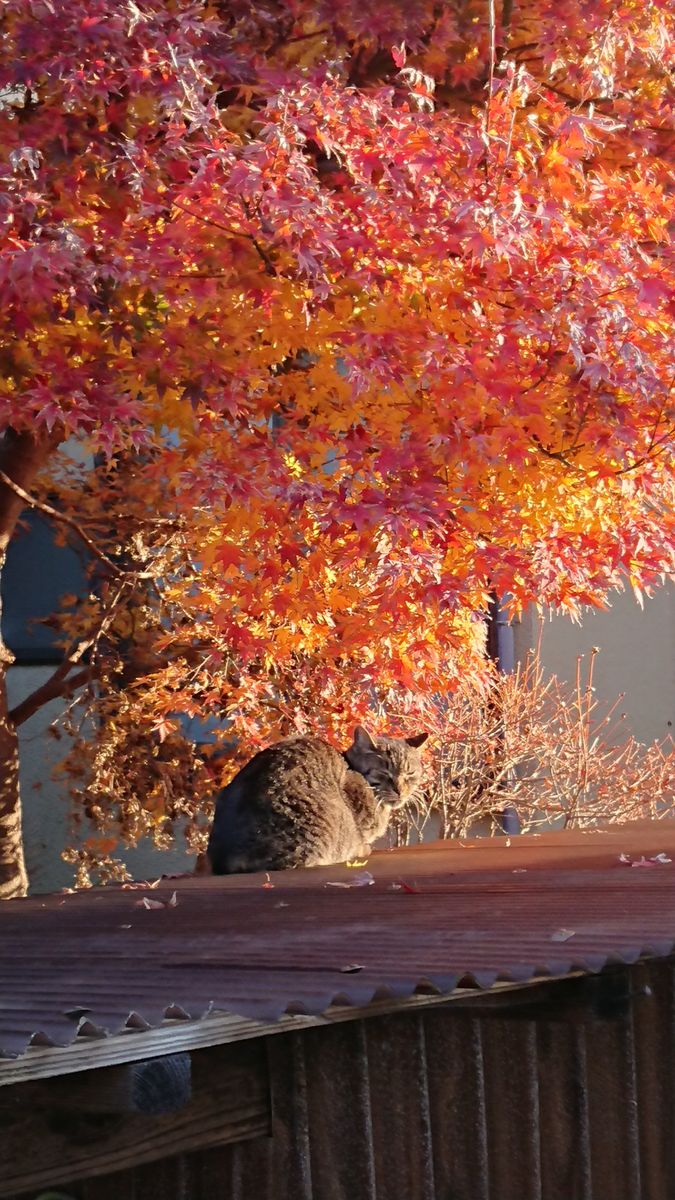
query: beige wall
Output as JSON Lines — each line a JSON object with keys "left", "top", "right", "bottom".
{"left": 513, "top": 583, "right": 675, "bottom": 746}
{"left": 9, "top": 667, "right": 195, "bottom": 895}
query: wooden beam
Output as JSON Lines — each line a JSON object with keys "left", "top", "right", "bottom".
{"left": 36, "top": 1053, "right": 193, "bottom": 1116}
{"left": 0, "top": 1041, "right": 270, "bottom": 1197}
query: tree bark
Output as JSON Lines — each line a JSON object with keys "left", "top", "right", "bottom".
{"left": 0, "top": 428, "right": 62, "bottom": 899}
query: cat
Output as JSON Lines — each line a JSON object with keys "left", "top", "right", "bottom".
{"left": 207, "top": 726, "right": 428, "bottom": 874}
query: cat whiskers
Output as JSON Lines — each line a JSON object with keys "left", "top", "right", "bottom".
{"left": 405, "top": 785, "right": 425, "bottom": 813}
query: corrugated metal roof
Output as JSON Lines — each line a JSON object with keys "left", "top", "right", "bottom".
{"left": 2, "top": 820, "right": 675, "bottom": 1074}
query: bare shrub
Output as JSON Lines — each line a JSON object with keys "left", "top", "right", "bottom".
{"left": 387, "top": 646, "right": 675, "bottom": 843}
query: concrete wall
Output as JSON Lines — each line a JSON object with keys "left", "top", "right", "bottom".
{"left": 9, "top": 667, "right": 195, "bottom": 895}
{"left": 513, "top": 582, "right": 675, "bottom": 747}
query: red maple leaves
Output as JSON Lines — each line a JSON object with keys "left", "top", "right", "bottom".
{"left": 0, "top": 0, "right": 672, "bottom": 785}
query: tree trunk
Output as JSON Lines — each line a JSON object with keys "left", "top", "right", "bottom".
{"left": 0, "top": 661, "right": 26, "bottom": 898}
{"left": 0, "top": 428, "right": 62, "bottom": 899}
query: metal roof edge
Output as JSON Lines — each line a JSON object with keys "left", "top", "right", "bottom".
{"left": 0, "top": 973, "right": 591, "bottom": 1088}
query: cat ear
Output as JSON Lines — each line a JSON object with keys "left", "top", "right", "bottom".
{"left": 353, "top": 725, "right": 377, "bottom": 751}
{"left": 405, "top": 732, "right": 428, "bottom": 749}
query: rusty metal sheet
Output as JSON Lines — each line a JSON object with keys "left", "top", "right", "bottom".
{"left": 2, "top": 820, "right": 675, "bottom": 1068}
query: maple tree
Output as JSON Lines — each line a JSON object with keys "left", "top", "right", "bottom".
{"left": 0, "top": 0, "right": 673, "bottom": 896}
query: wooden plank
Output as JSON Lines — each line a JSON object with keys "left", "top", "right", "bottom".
{"left": 131, "top": 1155, "right": 196, "bottom": 1200}
{"left": 25, "top": 1053, "right": 193, "bottom": 1115}
{"left": 585, "top": 1015, "right": 642, "bottom": 1199}
{"left": 632, "top": 960, "right": 675, "bottom": 1200}
{"left": 0, "top": 975, "right": 587, "bottom": 1088}
{"left": 481, "top": 1017, "right": 542, "bottom": 1200}
{"left": 423, "top": 1011, "right": 490, "bottom": 1200}
{"left": 80, "top": 1168, "right": 138, "bottom": 1200}
{"left": 366, "top": 1012, "right": 435, "bottom": 1200}
{"left": 195, "top": 1144, "right": 246, "bottom": 1200}
{"left": 266, "top": 1034, "right": 315, "bottom": 1200}
{"left": 302, "top": 1022, "right": 376, "bottom": 1200}
{"left": 536, "top": 1021, "right": 592, "bottom": 1200}
{"left": 0, "top": 1041, "right": 271, "bottom": 1198}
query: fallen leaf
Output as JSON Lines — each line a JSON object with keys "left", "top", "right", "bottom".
{"left": 121, "top": 879, "right": 162, "bottom": 890}
{"left": 135, "top": 897, "right": 166, "bottom": 909}
{"left": 168, "top": 890, "right": 178, "bottom": 907}
{"left": 397, "top": 879, "right": 419, "bottom": 894}
{"left": 325, "top": 870, "right": 374, "bottom": 888}
{"left": 262, "top": 873, "right": 275, "bottom": 889}
{"left": 551, "top": 928, "right": 575, "bottom": 942}
{"left": 340, "top": 963, "right": 365, "bottom": 973}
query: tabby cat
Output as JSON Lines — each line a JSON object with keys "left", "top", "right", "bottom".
{"left": 207, "top": 726, "right": 428, "bottom": 874}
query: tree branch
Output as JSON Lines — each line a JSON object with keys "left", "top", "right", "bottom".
{"left": 9, "top": 664, "right": 92, "bottom": 728}
{"left": 171, "top": 199, "right": 278, "bottom": 276}
{"left": 530, "top": 436, "right": 578, "bottom": 470}
{"left": 0, "top": 429, "right": 63, "bottom": 554}
{"left": 0, "top": 469, "right": 123, "bottom": 576}
{"left": 0, "top": 428, "right": 65, "bottom": 675}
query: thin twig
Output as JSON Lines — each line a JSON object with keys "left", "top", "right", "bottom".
{"left": 494, "top": 71, "right": 518, "bottom": 197}
{"left": 485, "top": 0, "right": 497, "bottom": 179}
{"left": 170, "top": 198, "right": 251, "bottom": 241}
{"left": 614, "top": 430, "right": 675, "bottom": 476}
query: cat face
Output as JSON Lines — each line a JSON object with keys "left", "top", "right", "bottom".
{"left": 346, "top": 725, "right": 428, "bottom": 809}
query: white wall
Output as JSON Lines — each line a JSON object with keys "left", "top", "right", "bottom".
{"left": 513, "top": 583, "right": 675, "bottom": 746}
{"left": 9, "top": 667, "right": 195, "bottom": 895}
